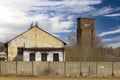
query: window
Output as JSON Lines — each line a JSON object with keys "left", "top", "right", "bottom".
{"left": 18, "top": 48, "right": 23, "bottom": 55}
{"left": 15, "top": 48, "right": 23, "bottom": 61}
{"left": 41, "top": 53, "right": 47, "bottom": 61}
{"left": 53, "top": 53, "right": 59, "bottom": 61}
{"left": 30, "top": 53, "right": 35, "bottom": 61}
{"left": 84, "top": 23, "right": 90, "bottom": 27}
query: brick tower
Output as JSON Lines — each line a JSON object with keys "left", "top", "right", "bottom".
{"left": 77, "top": 18, "right": 95, "bottom": 60}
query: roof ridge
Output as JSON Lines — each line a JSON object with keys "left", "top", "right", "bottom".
{"left": 6, "top": 24, "right": 67, "bottom": 45}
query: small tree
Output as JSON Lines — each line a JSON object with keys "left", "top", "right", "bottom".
{"left": 66, "top": 31, "right": 110, "bottom": 61}
{"left": 68, "top": 31, "right": 77, "bottom": 47}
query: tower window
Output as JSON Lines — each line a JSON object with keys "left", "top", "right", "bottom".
{"left": 84, "top": 23, "right": 90, "bottom": 27}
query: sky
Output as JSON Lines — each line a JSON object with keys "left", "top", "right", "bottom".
{"left": 0, "top": 0, "right": 120, "bottom": 48}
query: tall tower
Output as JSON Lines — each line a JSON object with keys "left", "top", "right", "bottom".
{"left": 77, "top": 18, "right": 95, "bottom": 60}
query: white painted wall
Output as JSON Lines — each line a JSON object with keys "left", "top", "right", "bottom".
{"left": 35, "top": 52, "right": 41, "bottom": 61}
{"left": 23, "top": 51, "right": 30, "bottom": 61}
{"left": 23, "top": 50, "right": 64, "bottom": 62}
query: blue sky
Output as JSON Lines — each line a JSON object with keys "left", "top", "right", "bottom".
{"left": 0, "top": 0, "right": 120, "bottom": 48}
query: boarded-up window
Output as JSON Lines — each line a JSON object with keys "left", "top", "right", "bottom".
{"left": 53, "top": 53, "right": 59, "bottom": 61}
{"left": 41, "top": 53, "right": 47, "bottom": 61}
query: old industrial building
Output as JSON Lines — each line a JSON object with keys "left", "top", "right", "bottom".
{"left": 6, "top": 23, "right": 66, "bottom": 61}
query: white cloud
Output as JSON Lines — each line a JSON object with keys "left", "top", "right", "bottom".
{"left": 107, "top": 42, "right": 120, "bottom": 48}
{"left": 104, "top": 13, "right": 120, "bottom": 17}
{"left": 0, "top": 0, "right": 104, "bottom": 42}
{"left": 1, "top": 0, "right": 119, "bottom": 44}
{"left": 89, "top": 6, "right": 120, "bottom": 17}
{"left": 100, "top": 26, "right": 120, "bottom": 48}
{"left": 103, "top": 36, "right": 120, "bottom": 42}
{"left": 0, "top": 32, "right": 18, "bottom": 43}
{"left": 92, "top": 6, "right": 113, "bottom": 16}
{"left": 29, "top": 0, "right": 101, "bottom": 13}
{"left": 99, "top": 28, "right": 120, "bottom": 37}
{"left": 0, "top": 0, "right": 119, "bottom": 49}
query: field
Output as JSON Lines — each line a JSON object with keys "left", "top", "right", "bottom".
{"left": 0, "top": 76, "right": 120, "bottom": 80}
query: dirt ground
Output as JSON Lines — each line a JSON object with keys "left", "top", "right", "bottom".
{"left": 0, "top": 76, "right": 120, "bottom": 80}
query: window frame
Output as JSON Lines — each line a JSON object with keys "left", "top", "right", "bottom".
{"left": 41, "top": 53, "right": 47, "bottom": 61}
{"left": 53, "top": 53, "right": 59, "bottom": 61}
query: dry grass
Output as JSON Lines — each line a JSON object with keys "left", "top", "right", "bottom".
{"left": 0, "top": 76, "right": 120, "bottom": 80}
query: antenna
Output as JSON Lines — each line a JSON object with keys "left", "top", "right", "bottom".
{"left": 35, "top": 21, "right": 39, "bottom": 27}
{"left": 30, "top": 22, "right": 33, "bottom": 28}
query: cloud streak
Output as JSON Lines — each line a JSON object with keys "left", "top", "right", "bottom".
{"left": 0, "top": 0, "right": 119, "bottom": 43}
{"left": 92, "top": 6, "right": 114, "bottom": 16}
{"left": 0, "top": 0, "right": 104, "bottom": 42}
{"left": 103, "top": 36, "right": 120, "bottom": 42}
{"left": 104, "top": 13, "right": 120, "bottom": 17}
{"left": 99, "top": 28, "right": 120, "bottom": 37}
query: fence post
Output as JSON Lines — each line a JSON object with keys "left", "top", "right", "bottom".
{"left": 80, "top": 61, "right": 82, "bottom": 77}
{"left": 64, "top": 61, "right": 66, "bottom": 77}
{"left": 32, "top": 61, "right": 34, "bottom": 75}
{"left": 112, "top": 61, "right": 114, "bottom": 76}
{"left": 0, "top": 61, "right": 1, "bottom": 75}
{"left": 16, "top": 61, "right": 17, "bottom": 76}
{"left": 96, "top": 61, "right": 98, "bottom": 77}
{"left": 48, "top": 61, "right": 50, "bottom": 75}
{"left": 49, "top": 61, "right": 50, "bottom": 69}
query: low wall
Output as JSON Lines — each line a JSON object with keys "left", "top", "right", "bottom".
{"left": 0, "top": 61, "right": 16, "bottom": 75}
{"left": 97, "top": 62, "right": 112, "bottom": 77}
{"left": 113, "top": 62, "right": 120, "bottom": 77}
{"left": 33, "top": 62, "right": 49, "bottom": 75}
{"left": 81, "top": 62, "right": 96, "bottom": 77}
{"left": 0, "top": 61, "right": 119, "bottom": 77}
{"left": 66, "top": 62, "right": 80, "bottom": 77}
{"left": 17, "top": 61, "right": 32, "bottom": 75}
{"left": 50, "top": 62, "right": 65, "bottom": 76}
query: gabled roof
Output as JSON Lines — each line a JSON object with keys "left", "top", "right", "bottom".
{"left": 6, "top": 24, "right": 67, "bottom": 45}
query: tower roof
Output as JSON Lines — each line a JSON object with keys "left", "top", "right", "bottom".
{"left": 77, "top": 17, "right": 95, "bottom": 20}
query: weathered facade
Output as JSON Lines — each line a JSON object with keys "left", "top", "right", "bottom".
{"left": 77, "top": 18, "right": 95, "bottom": 47}
{"left": 77, "top": 18, "right": 96, "bottom": 60}
{"left": 6, "top": 24, "right": 66, "bottom": 61}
